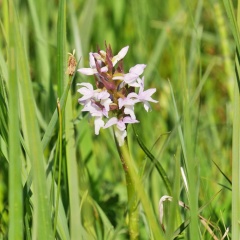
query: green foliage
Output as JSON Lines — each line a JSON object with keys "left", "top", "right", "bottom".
{"left": 0, "top": 0, "right": 234, "bottom": 239}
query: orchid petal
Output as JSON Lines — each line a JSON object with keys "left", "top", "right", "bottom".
{"left": 115, "top": 128, "right": 127, "bottom": 146}
{"left": 77, "top": 82, "right": 94, "bottom": 89}
{"left": 116, "top": 121, "right": 126, "bottom": 131}
{"left": 77, "top": 68, "right": 97, "bottom": 75}
{"left": 124, "top": 106, "right": 136, "bottom": 120}
{"left": 94, "top": 117, "right": 105, "bottom": 135}
{"left": 89, "top": 52, "right": 96, "bottom": 68}
{"left": 112, "top": 46, "right": 129, "bottom": 66}
{"left": 124, "top": 72, "right": 138, "bottom": 83}
{"left": 122, "top": 116, "right": 139, "bottom": 124}
{"left": 104, "top": 117, "right": 118, "bottom": 128}
{"left": 143, "top": 102, "right": 151, "bottom": 112}
{"left": 129, "top": 64, "right": 146, "bottom": 75}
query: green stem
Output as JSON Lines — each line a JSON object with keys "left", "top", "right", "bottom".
{"left": 53, "top": 98, "right": 63, "bottom": 236}
{"left": 113, "top": 128, "right": 139, "bottom": 240}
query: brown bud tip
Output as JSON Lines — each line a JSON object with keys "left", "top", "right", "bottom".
{"left": 66, "top": 51, "right": 77, "bottom": 76}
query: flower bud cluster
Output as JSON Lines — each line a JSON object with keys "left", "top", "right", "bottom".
{"left": 77, "top": 44, "right": 158, "bottom": 146}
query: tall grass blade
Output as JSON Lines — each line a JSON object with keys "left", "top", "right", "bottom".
{"left": 11, "top": 1, "right": 54, "bottom": 238}
{"left": 223, "top": 0, "right": 240, "bottom": 238}
{"left": 223, "top": 0, "right": 240, "bottom": 54}
{"left": 8, "top": 1, "right": 23, "bottom": 239}
{"left": 27, "top": 0, "right": 51, "bottom": 108}
{"left": 79, "top": 0, "right": 97, "bottom": 52}
{"left": 57, "top": 0, "right": 66, "bottom": 97}
{"left": 65, "top": 82, "right": 82, "bottom": 239}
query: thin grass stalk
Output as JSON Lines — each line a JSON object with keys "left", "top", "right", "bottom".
{"left": 8, "top": 1, "right": 23, "bottom": 238}
{"left": 41, "top": 74, "right": 74, "bottom": 150}
{"left": 50, "top": 138, "right": 59, "bottom": 205}
{"left": 232, "top": 1, "right": 240, "bottom": 238}
{"left": 182, "top": 46, "right": 199, "bottom": 240}
{"left": 57, "top": 0, "right": 66, "bottom": 97}
{"left": 53, "top": 99, "right": 63, "bottom": 236}
{"left": 65, "top": 75, "right": 82, "bottom": 239}
{"left": 165, "top": 154, "right": 181, "bottom": 239}
{"left": 113, "top": 129, "right": 139, "bottom": 240}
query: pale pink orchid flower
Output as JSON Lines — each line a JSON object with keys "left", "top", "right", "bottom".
{"left": 77, "top": 83, "right": 112, "bottom": 110}
{"left": 128, "top": 77, "right": 158, "bottom": 112}
{"left": 78, "top": 46, "right": 129, "bottom": 76}
{"left": 78, "top": 52, "right": 108, "bottom": 75}
{"left": 118, "top": 96, "right": 138, "bottom": 120}
{"left": 77, "top": 82, "right": 96, "bottom": 105}
{"left": 104, "top": 116, "right": 139, "bottom": 146}
{"left": 82, "top": 103, "right": 108, "bottom": 135}
{"left": 96, "top": 90, "right": 112, "bottom": 111}
{"left": 123, "top": 64, "right": 146, "bottom": 87}
{"left": 111, "top": 45, "right": 129, "bottom": 66}
{"left": 98, "top": 46, "right": 129, "bottom": 67}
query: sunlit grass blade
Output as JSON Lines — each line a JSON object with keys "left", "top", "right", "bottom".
{"left": 47, "top": 142, "right": 70, "bottom": 240}
{"left": 169, "top": 65, "right": 199, "bottom": 239}
{"left": 11, "top": 1, "right": 54, "bottom": 238}
{"left": 27, "top": 0, "right": 51, "bottom": 111}
{"left": 8, "top": 1, "right": 23, "bottom": 239}
{"left": 57, "top": 0, "right": 66, "bottom": 97}
{"left": 65, "top": 84, "right": 83, "bottom": 239}
{"left": 223, "top": 0, "right": 240, "bottom": 54}
{"left": 67, "top": 0, "right": 83, "bottom": 61}
{"left": 166, "top": 154, "right": 181, "bottom": 239}
{"left": 78, "top": 0, "right": 97, "bottom": 52}
{"left": 223, "top": 0, "right": 240, "bottom": 239}
{"left": 231, "top": 57, "right": 240, "bottom": 239}
{"left": 53, "top": 100, "right": 63, "bottom": 236}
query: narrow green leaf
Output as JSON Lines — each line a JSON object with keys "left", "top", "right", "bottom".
{"left": 223, "top": 0, "right": 240, "bottom": 53}
{"left": 11, "top": 1, "right": 54, "bottom": 238}
{"left": 27, "top": 0, "right": 51, "bottom": 102}
{"left": 57, "top": 0, "right": 66, "bottom": 97}
{"left": 223, "top": 0, "right": 240, "bottom": 238}
{"left": 8, "top": 1, "right": 23, "bottom": 238}
{"left": 65, "top": 90, "right": 83, "bottom": 239}
{"left": 132, "top": 125, "right": 172, "bottom": 195}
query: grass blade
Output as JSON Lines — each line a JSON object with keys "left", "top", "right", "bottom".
{"left": 8, "top": 1, "right": 23, "bottom": 239}
{"left": 11, "top": 1, "right": 54, "bottom": 238}
{"left": 65, "top": 88, "right": 83, "bottom": 239}
{"left": 223, "top": 0, "right": 240, "bottom": 238}
{"left": 57, "top": 0, "right": 66, "bottom": 97}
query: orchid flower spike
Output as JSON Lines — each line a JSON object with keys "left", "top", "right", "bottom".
{"left": 77, "top": 44, "right": 158, "bottom": 146}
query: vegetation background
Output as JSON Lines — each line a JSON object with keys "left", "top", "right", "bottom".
{"left": 0, "top": 0, "right": 236, "bottom": 239}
